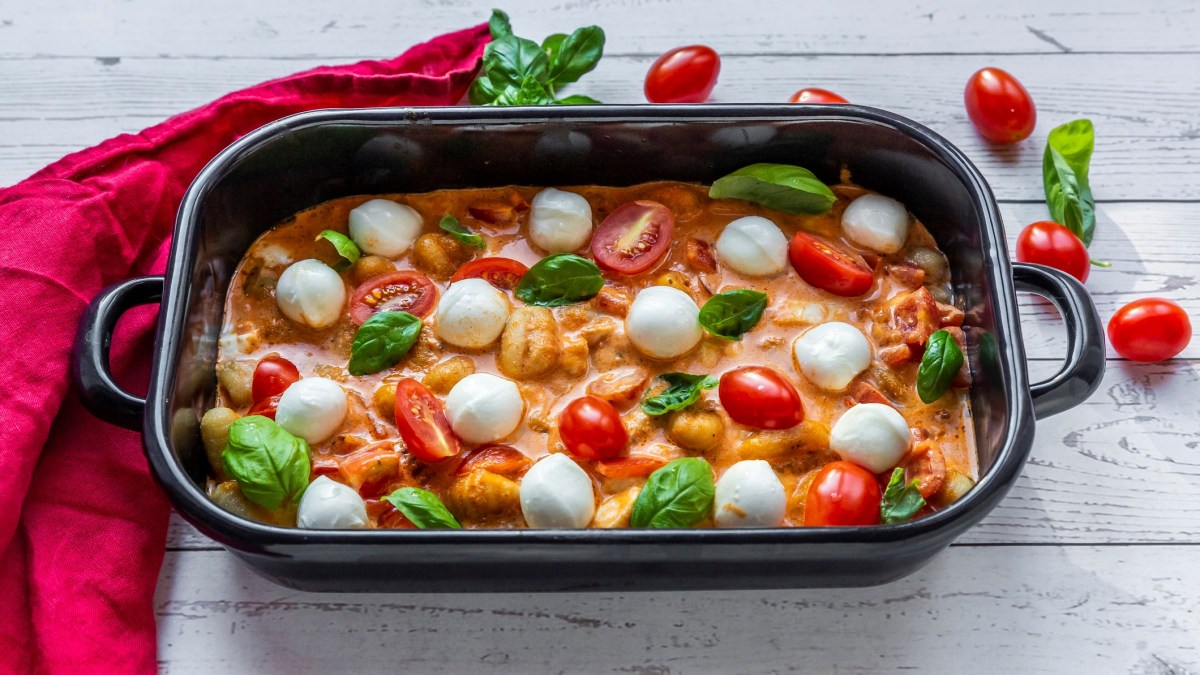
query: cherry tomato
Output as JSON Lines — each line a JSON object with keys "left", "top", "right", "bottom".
{"left": 393, "top": 378, "right": 460, "bottom": 462}
{"left": 718, "top": 366, "right": 804, "bottom": 430}
{"left": 963, "top": 67, "right": 1036, "bottom": 143}
{"left": 348, "top": 271, "right": 437, "bottom": 325}
{"left": 454, "top": 445, "right": 532, "bottom": 477}
{"left": 593, "top": 455, "right": 667, "bottom": 479}
{"left": 788, "top": 88, "right": 848, "bottom": 104}
{"left": 559, "top": 396, "right": 628, "bottom": 460}
{"left": 590, "top": 200, "right": 675, "bottom": 275}
{"left": 1108, "top": 298, "right": 1192, "bottom": 362}
{"left": 804, "top": 461, "right": 882, "bottom": 526}
{"left": 1015, "top": 221, "right": 1090, "bottom": 283}
{"left": 247, "top": 394, "right": 281, "bottom": 420}
{"left": 251, "top": 355, "right": 300, "bottom": 403}
{"left": 788, "top": 231, "right": 875, "bottom": 297}
{"left": 449, "top": 257, "right": 529, "bottom": 290}
{"left": 644, "top": 45, "right": 721, "bottom": 104}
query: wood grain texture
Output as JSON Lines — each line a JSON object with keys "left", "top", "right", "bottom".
{"left": 154, "top": 546, "right": 1200, "bottom": 674}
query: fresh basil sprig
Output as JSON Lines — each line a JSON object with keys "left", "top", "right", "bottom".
{"left": 641, "top": 373, "right": 718, "bottom": 417}
{"left": 698, "top": 289, "right": 768, "bottom": 340}
{"left": 383, "top": 487, "right": 462, "bottom": 529}
{"left": 514, "top": 253, "right": 604, "bottom": 306}
{"left": 1043, "top": 119, "right": 1108, "bottom": 268}
{"left": 439, "top": 214, "right": 485, "bottom": 249}
{"left": 916, "top": 329, "right": 965, "bottom": 403}
{"left": 471, "top": 9, "right": 605, "bottom": 106}
{"left": 709, "top": 163, "right": 836, "bottom": 215}
{"left": 221, "top": 415, "right": 311, "bottom": 510}
{"left": 316, "top": 230, "right": 361, "bottom": 270}
{"left": 630, "top": 457, "right": 715, "bottom": 529}
{"left": 880, "top": 468, "right": 926, "bottom": 524}
{"left": 347, "top": 311, "right": 422, "bottom": 376}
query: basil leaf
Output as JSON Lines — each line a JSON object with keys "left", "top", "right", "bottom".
{"left": 916, "top": 329, "right": 965, "bottom": 404}
{"left": 347, "top": 311, "right": 422, "bottom": 376}
{"left": 483, "top": 34, "right": 549, "bottom": 89}
{"left": 439, "top": 214, "right": 485, "bottom": 249}
{"left": 641, "top": 373, "right": 718, "bottom": 417}
{"left": 1043, "top": 119, "right": 1096, "bottom": 246}
{"left": 556, "top": 94, "right": 602, "bottom": 105}
{"left": 220, "top": 415, "right": 310, "bottom": 510}
{"left": 493, "top": 76, "right": 554, "bottom": 106}
{"left": 542, "top": 33, "right": 567, "bottom": 61}
{"left": 698, "top": 289, "right": 768, "bottom": 340}
{"left": 315, "top": 230, "right": 361, "bottom": 270}
{"left": 631, "top": 458, "right": 716, "bottom": 528}
{"left": 488, "top": 8, "right": 512, "bottom": 39}
{"left": 469, "top": 76, "right": 500, "bottom": 105}
{"left": 384, "top": 487, "right": 462, "bottom": 529}
{"left": 880, "top": 468, "right": 926, "bottom": 524}
{"left": 709, "top": 163, "right": 836, "bottom": 215}
{"left": 548, "top": 25, "right": 604, "bottom": 87}
{"left": 514, "top": 253, "right": 604, "bottom": 306}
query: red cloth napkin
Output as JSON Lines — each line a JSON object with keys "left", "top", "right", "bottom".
{"left": 0, "top": 23, "right": 489, "bottom": 674}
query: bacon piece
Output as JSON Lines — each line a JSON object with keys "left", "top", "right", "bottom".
{"left": 885, "top": 263, "right": 926, "bottom": 288}
{"left": 468, "top": 201, "right": 517, "bottom": 225}
{"left": 849, "top": 381, "right": 891, "bottom": 406}
{"left": 878, "top": 343, "right": 914, "bottom": 367}
{"left": 900, "top": 440, "right": 947, "bottom": 499}
{"left": 686, "top": 238, "right": 718, "bottom": 272}
{"left": 889, "top": 286, "right": 940, "bottom": 348}
{"left": 586, "top": 366, "right": 651, "bottom": 408}
{"left": 938, "top": 302, "right": 966, "bottom": 328}
{"left": 591, "top": 285, "right": 632, "bottom": 317}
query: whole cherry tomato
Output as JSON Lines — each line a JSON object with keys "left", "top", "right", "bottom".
{"left": 1108, "top": 298, "right": 1192, "bottom": 362}
{"left": 1015, "top": 221, "right": 1091, "bottom": 283}
{"left": 559, "top": 396, "right": 628, "bottom": 460}
{"left": 804, "top": 461, "right": 882, "bottom": 526}
{"left": 393, "top": 378, "right": 460, "bottom": 462}
{"left": 644, "top": 45, "right": 721, "bottom": 104}
{"left": 963, "top": 67, "right": 1036, "bottom": 143}
{"left": 788, "top": 88, "right": 848, "bottom": 104}
{"left": 251, "top": 355, "right": 300, "bottom": 403}
{"left": 718, "top": 366, "right": 804, "bottom": 430}
{"left": 788, "top": 231, "right": 875, "bottom": 297}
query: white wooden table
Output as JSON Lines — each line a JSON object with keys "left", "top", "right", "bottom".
{"left": 5, "top": 1, "right": 1199, "bottom": 672}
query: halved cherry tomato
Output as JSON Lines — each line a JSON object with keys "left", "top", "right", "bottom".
{"left": 593, "top": 455, "right": 667, "bottom": 479}
{"left": 348, "top": 271, "right": 437, "bottom": 325}
{"left": 964, "top": 67, "right": 1036, "bottom": 144}
{"left": 251, "top": 355, "right": 300, "bottom": 403}
{"left": 1015, "top": 221, "right": 1090, "bottom": 283}
{"left": 718, "top": 366, "right": 804, "bottom": 430}
{"left": 455, "top": 444, "right": 532, "bottom": 477}
{"left": 1108, "top": 298, "right": 1192, "bottom": 362}
{"left": 559, "top": 395, "right": 628, "bottom": 460}
{"left": 900, "top": 441, "right": 946, "bottom": 500}
{"left": 247, "top": 394, "right": 281, "bottom": 420}
{"left": 644, "top": 45, "right": 721, "bottom": 104}
{"left": 393, "top": 378, "right": 460, "bottom": 462}
{"left": 804, "top": 461, "right": 882, "bottom": 526}
{"left": 449, "top": 257, "right": 529, "bottom": 290}
{"left": 788, "top": 231, "right": 874, "bottom": 297}
{"left": 591, "top": 200, "right": 675, "bottom": 275}
{"left": 788, "top": 88, "right": 848, "bottom": 104}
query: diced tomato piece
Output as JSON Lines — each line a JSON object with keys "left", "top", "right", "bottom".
{"left": 885, "top": 263, "right": 926, "bottom": 288}
{"left": 337, "top": 445, "right": 401, "bottom": 497}
{"left": 454, "top": 445, "right": 532, "bottom": 477}
{"left": 878, "top": 344, "right": 914, "bottom": 367}
{"left": 468, "top": 201, "right": 518, "bottom": 225}
{"left": 311, "top": 456, "right": 340, "bottom": 476}
{"left": 938, "top": 302, "right": 965, "bottom": 327}
{"left": 247, "top": 394, "right": 281, "bottom": 419}
{"left": 890, "top": 287, "right": 940, "bottom": 348}
{"left": 591, "top": 285, "right": 632, "bottom": 317}
{"left": 585, "top": 366, "right": 651, "bottom": 408}
{"left": 364, "top": 498, "right": 416, "bottom": 529}
{"left": 849, "top": 381, "right": 890, "bottom": 406}
{"left": 686, "top": 238, "right": 717, "bottom": 271}
{"left": 594, "top": 455, "right": 667, "bottom": 478}
{"left": 900, "top": 440, "right": 947, "bottom": 500}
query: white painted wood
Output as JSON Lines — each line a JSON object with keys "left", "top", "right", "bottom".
{"left": 154, "top": 546, "right": 1200, "bottom": 674}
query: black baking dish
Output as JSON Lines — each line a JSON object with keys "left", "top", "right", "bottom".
{"left": 72, "top": 105, "right": 1105, "bottom": 592}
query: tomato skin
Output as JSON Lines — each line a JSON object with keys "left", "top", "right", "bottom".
{"left": 644, "top": 45, "right": 721, "bottom": 104}
{"left": 964, "top": 67, "right": 1036, "bottom": 143}
{"left": 559, "top": 396, "right": 629, "bottom": 460}
{"left": 718, "top": 366, "right": 804, "bottom": 430}
{"left": 788, "top": 88, "right": 848, "bottom": 104}
{"left": 788, "top": 232, "right": 875, "bottom": 297}
{"left": 1108, "top": 298, "right": 1192, "bottom": 362}
{"left": 450, "top": 257, "right": 530, "bottom": 291}
{"left": 591, "top": 200, "right": 675, "bottom": 275}
{"left": 247, "top": 394, "right": 281, "bottom": 420}
{"left": 454, "top": 445, "right": 532, "bottom": 477}
{"left": 251, "top": 355, "right": 300, "bottom": 403}
{"left": 1015, "top": 221, "right": 1090, "bottom": 283}
{"left": 348, "top": 271, "right": 437, "bottom": 325}
{"left": 393, "top": 378, "right": 461, "bottom": 462}
{"left": 804, "top": 461, "right": 882, "bottom": 526}
{"left": 593, "top": 455, "right": 667, "bottom": 479}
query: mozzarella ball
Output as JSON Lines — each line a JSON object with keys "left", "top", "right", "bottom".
{"left": 275, "top": 259, "right": 346, "bottom": 329}
{"left": 297, "top": 476, "right": 368, "bottom": 529}
{"left": 435, "top": 278, "right": 511, "bottom": 349}
{"left": 275, "top": 377, "right": 348, "bottom": 445}
{"left": 529, "top": 188, "right": 593, "bottom": 253}
{"left": 830, "top": 403, "right": 911, "bottom": 473}
{"left": 444, "top": 373, "right": 524, "bottom": 444}
{"left": 519, "top": 454, "right": 596, "bottom": 528}
{"left": 792, "top": 322, "right": 872, "bottom": 391}
{"left": 348, "top": 198, "right": 423, "bottom": 257}
{"left": 713, "top": 460, "right": 786, "bottom": 528}
{"left": 715, "top": 216, "right": 789, "bottom": 276}
{"left": 841, "top": 194, "right": 910, "bottom": 254}
{"left": 625, "top": 286, "right": 703, "bottom": 359}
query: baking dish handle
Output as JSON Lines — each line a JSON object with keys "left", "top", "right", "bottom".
{"left": 1012, "top": 263, "right": 1106, "bottom": 419}
{"left": 71, "top": 276, "right": 164, "bottom": 430}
